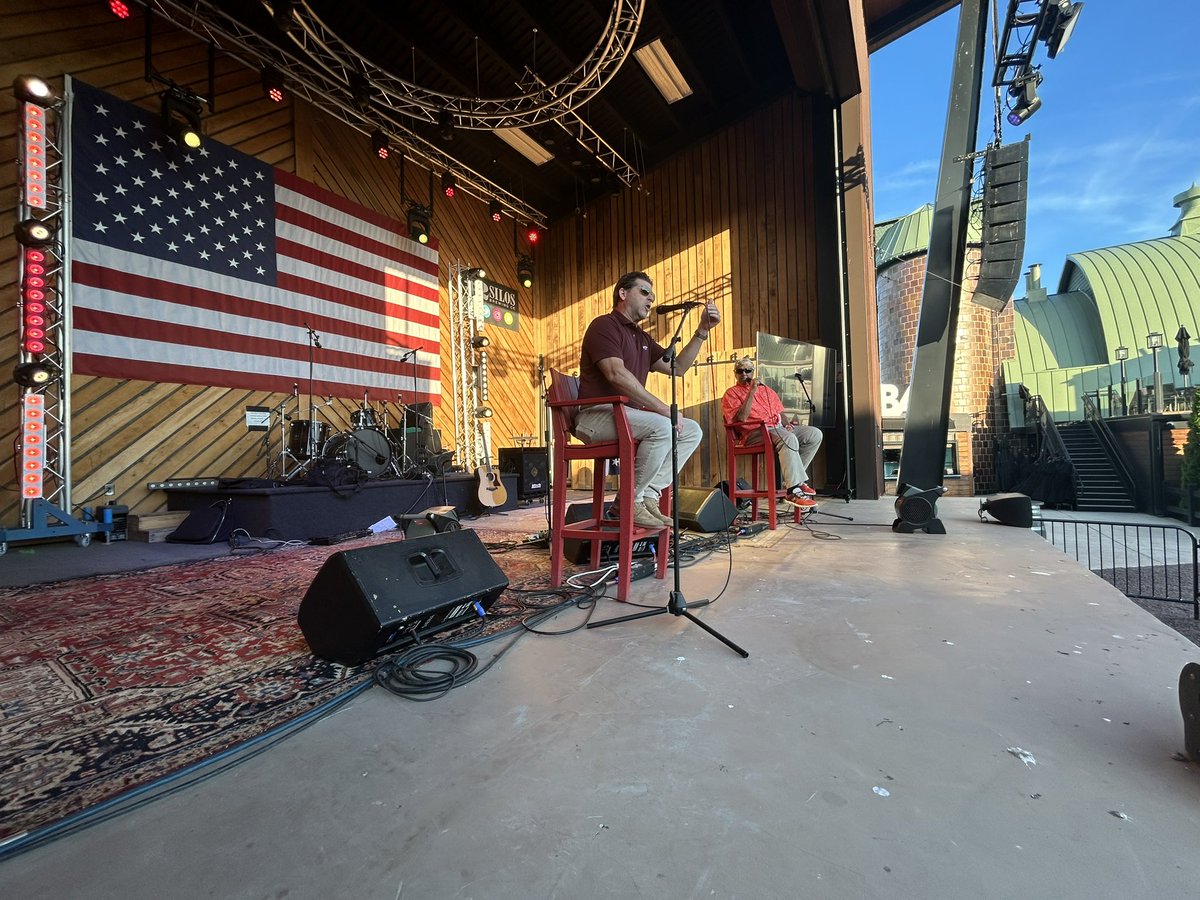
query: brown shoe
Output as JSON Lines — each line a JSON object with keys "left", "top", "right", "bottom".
{"left": 632, "top": 504, "right": 667, "bottom": 528}
{"left": 642, "top": 497, "right": 673, "bottom": 524}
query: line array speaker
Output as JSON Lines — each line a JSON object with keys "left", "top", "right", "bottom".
{"left": 298, "top": 529, "right": 507, "bottom": 665}
{"left": 972, "top": 138, "right": 1029, "bottom": 312}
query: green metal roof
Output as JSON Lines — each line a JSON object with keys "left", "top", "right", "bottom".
{"left": 874, "top": 202, "right": 983, "bottom": 270}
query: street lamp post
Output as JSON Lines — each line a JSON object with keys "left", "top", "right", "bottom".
{"left": 1115, "top": 345, "right": 1129, "bottom": 415}
{"left": 1147, "top": 331, "right": 1164, "bottom": 412}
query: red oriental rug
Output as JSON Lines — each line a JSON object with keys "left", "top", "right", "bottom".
{"left": 0, "top": 529, "right": 556, "bottom": 851}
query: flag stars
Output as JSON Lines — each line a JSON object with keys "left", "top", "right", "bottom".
{"left": 214, "top": 242, "right": 225, "bottom": 252}
{"left": 131, "top": 120, "right": 145, "bottom": 131}
{"left": 242, "top": 178, "right": 251, "bottom": 188}
{"left": 131, "top": 176, "right": 145, "bottom": 187}
{"left": 95, "top": 134, "right": 109, "bottom": 146}
{"left": 113, "top": 213, "right": 127, "bottom": 224}
{"left": 94, "top": 221, "right": 109, "bottom": 233}
{"left": 198, "top": 224, "right": 210, "bottom": 235}
{"left": 131, "top": 204, "right": 145, "bottom": 215}
{"left": 167, "top": 214, "right": 180, "bottom": 225}
{"left": 94, "top": 192, "right": 108, "bottom": 204}
{"left": 95, "top": 162, "right": 109, "bottom": 175}
{"left": 131, "top": 232, "right": 145, "bottom": 243}
{"left": 242, "top": 202, "right": 251, "bottom": 212}
{"left": 131, "top": 148, "right": 145, "bottom": 159}
{"left": 113, "top": 184, "right": 127, "bottom": 195}
{"left": 150, "top": 168, "right": 163, "bottom": 179}
{"left": 214, "top": 216, "right": 225, "bottom": 227}
{"left": 256, "top": 242, "right": 265, "bottom": 252}
{"left": 150, "top": 139, "right": 163, "bottom": 153}
{"left": 228, "top": 258, "right": 239, "bottom": 268}
{"left": 94, "top": 103, "right": 109, "bottom": 116}
{"left": 198, "top": 173, "right": 210, "bottom": 183}
{"left": 183, "top": 207, "right": 195, "bottom": 217}
{"left": 167, "top": 161, "right": 178, "bottom": 172}
{"left": 166, "top": 242, "right": 179, "bottom": 252}
{"left": 226, "top": 158, "right": 237, "bottom": 170}
{"left": 198, "top": 199, "right": 210, "bottom": 209}
{"left": 167, "top": 188, "right": 179, "bottom": 199}
{"left": 149, "top": 196, "right": 163, "bottom": 207}
{"left": 113, "top": 126, "right": 127, "bottom": 138}
{"left": 213, "top": 165, "right": 224, "bottom": 177}
{"left": 199, "top": 250, "right": 210, "bottom": 260}
{"left": 242, "top": 249, "right": 252, "bottom": 259}
{"left": 256, "top": 266, "right": 265, "bottom": 275}
{"left": 213, "top": 190, "right": 224, "bottom": 201}
{"left": 114, "top": 155, "right": 128, "bottom": 167}
{"left": 183, "top": 233, "right": 195, "bottom": 243}
{"left": 254, "top": 170, "right": 264, "bottom": 180}
{"left": 149, "top": 223, "right": 163, "bottom": 234}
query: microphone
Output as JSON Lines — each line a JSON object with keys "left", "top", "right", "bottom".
{"left": 655, "top": 301, "right": 704, "bottom": 316}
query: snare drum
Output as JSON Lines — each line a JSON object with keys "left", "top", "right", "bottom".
{"left": 350, "top": 408, "right": 378, "bottom": 430}
{"left": 287, "top": 419, "right": 328, "bottom": 460}
{"left": 323, "top": 428, "right": 391, "bottom": 478}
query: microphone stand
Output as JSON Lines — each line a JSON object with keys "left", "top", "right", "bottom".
{"left": 589, "top": 308, "right": 749, "bottom": 658}
{"left": 793, "top": 372, "right": 853, "bottom": 511}
{"left": 303, "top": 323, "right": 323, "bottom": 460}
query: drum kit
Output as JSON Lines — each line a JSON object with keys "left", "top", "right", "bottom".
{"left": 267, "top": 389, "right": 446, "bottom": 482}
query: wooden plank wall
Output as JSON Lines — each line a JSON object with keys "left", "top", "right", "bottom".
{"left": 1, "top": 3, "right": 827, "bottom": 531}
{"left": 537, "top": 93, "right": 822, "bottom": 488}
{"left": 0, "top": 1, "right": 543, "bottom": 529}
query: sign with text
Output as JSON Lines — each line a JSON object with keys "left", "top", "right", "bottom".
{"left": 479, "top": 278, "right": 519, "bottom": 332}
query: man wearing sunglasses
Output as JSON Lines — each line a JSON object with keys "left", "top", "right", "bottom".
{"left": 722, "top": 357, "right": 821, "bottom": 510}
{"left": 576, "top": 271, "right": 720, "bottom": 528}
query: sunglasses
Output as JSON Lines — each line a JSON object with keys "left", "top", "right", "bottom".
{"left": 735, "top": 368, "right": 754, "bottom": 375}
{"left": 636, "top": 286, "right": 653, "bottom": 296}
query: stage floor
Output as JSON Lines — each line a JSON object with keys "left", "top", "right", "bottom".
{"left": 3, "top": 497, "right": 1200, "bottom": 898}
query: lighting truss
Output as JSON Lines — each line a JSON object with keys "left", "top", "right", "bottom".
{"left": 14, "top": 79, "right": 72, "bottom": 520}
{"left": 280, "top": 0, "right": 644, "bottom": 187}
{"left": 144, "top": 0, "right": 548, "bottom": 226}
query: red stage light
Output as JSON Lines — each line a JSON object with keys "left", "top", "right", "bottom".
{"left": 526, "top": 226, "right": 540, "bottom": 244}
{"left": 24, "top": 339, "right": 45, "bottom": 354}
{"left": 109, "top": 1, "right": 131, "bottom": 18}
{"left": 26, "top": 249, "right": 45, "bottom": 263}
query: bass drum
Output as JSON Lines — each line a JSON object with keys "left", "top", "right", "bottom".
{"left": 287, "top": 419, "right": 329, "bottom": 460}
{"left": 323, "top": 428, "right": 391, "bottom": 478}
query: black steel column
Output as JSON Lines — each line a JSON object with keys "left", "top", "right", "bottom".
{"left": 893, "top": 0, "right": 989, "bottom": 534}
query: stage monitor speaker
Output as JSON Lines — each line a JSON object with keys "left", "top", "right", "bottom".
{"left": 561, "top": 500, "right": 657, "bottom": 564}
{"left": 400, "top": 505, "right": 460, "bottom": 538}
{"left": 298, "top": 529, "right": 507, "bottom": 665}
{"left": 499, "top": 447, "right": 548, "bottom": 500}
{"left": 979, "top": 492, "right": 1034, "bottom": 528}
{"left": 676, "top": 487, "right": 738, "bottom": 533}
{"left": 972, "top": 139, "right": 1029, "bottom": 312}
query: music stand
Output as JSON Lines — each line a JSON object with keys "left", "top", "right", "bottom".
{"left": 588, "top": 308, "right": 749, "bottom": 658}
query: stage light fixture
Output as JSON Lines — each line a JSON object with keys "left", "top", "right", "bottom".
{"left": 517, "top": 254, "right": 535, "bottom": 289}
{"left": 273, "top": 0, "right": 296, "bottom": 32}
{"left": 463, "top": 267, "right": 486, "bottom": 281}
{"left": 108, "top": 0, "right": 131, "bottom": 19}
{"left": 489, "top": 199, "right": 503, "bottom": 222}
{"left": 261, "top": 66, "right": 285, "bottom": 103}
{"left": 15, "top": 218, "right": 53, "bottom": 248}
{"left": 371, "top": 129, "right": 390, "bottom": 160}
{"left": 13, "top": 361, "right": 54, "bottom": 388}
{"left": 13, "top": 75, "right": 54, "bottom": 106}
{"left": 438, "top": 107, "right": 455, "bottom": 141}
{"left": 349, "top": 73, "right": 372, "bottom": 112}
{"left": 441, "top": 172, "right": 457, "bottom": 198}
{"left": 1041, "top": 0, "right": 1085, "bottom": 59}
{"left": 471, "top": 335, "right": 490, "bottom": 349}
{"left": 406, "top": 204, "right": 432, "bottom": 245}
{"left": 1006, "top": 71, "right": 1043, "bottom": 127}
{"left": 526, "top": 226, "right": 540, "bottom": 245}
{"left": 475, "top": 407, "right": 493, "bottom": 418}
{"left": 160, "top": 88, "right": 203, "bottom": 149}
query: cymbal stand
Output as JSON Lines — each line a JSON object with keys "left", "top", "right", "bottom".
{"left": 268, "top": 385, "right": 304, "bottom": 480}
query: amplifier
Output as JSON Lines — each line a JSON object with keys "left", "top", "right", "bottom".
{"left": 498, "top": 447, "right": 548, "bottom": 500}
{"left": 561, "top": 500, "right": 656, "bottom": 564}
{"left": 100, "top": 504, "right": 129, "bottom": 543}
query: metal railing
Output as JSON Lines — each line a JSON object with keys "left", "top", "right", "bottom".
{"left": 1038, "top": 517, "right": 1200, "bottom": 618}
{"left": 1080, "top": 393, "right": 1138, "bottom": 502}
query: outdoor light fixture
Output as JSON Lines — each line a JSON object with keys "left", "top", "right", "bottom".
{"left": 15, "top": 218, "right": 53, "bottom": 248}
{"left": 160, "top": 88, "right": 203, "bottom": 149}
{"left": 471, "top": 335, "right": 490, "bottom": 349}
{"left": 13, "top": 361, "right": 53, "bottom": 388}
{"left": 371, "top": 129, "right": 390, "bottom": 159}
{"left": 13, "top": 75, "right": 54, "bottom": 106}
{"left": 633, "top": 38, "right": 693, "bottom": 104}
{"left": 1115, "top": 345, "right": 1129, "bottom": 415}
{"left": 1115, "top": 345, "right": 1129, "bottom": 361}
{"left": 406, "top": 204, "right": 432, "bottom": 244}
{"left": 1148, "top": 331, "right": 1164, "bottom": 412}
{"left": 493, "top": 127, "right": 554, "bottom": 165}
{"left": 1041, "top": 0, "right": 1085, "bottom": 59}
{"left": 1147, "top": 331, "right": 1164, "bottom": 350}
{"left": 261, "top": 66, "right": 285, "bottom": 103}
{"left": 441, "top": 172, "right": 457, "bottom": 198}
{"left": 1007, "top": 69, "right": 1043, "bottom": 126}
{"left": 517, "top": 254, "right": 535, "bottom": 289}
{"left": 108, "top": 0, "right": 131, "bottom": 18}
{"left": 489, "top": 199, "right": 503, "bottom": 222}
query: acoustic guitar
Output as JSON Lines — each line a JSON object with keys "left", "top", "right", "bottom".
{"left": 475, "top": 422, "right": 508, "bottom": 508}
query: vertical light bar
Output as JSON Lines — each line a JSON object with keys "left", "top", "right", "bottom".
{"left": 22, "top": 394, "right": 45, "bottom": 499}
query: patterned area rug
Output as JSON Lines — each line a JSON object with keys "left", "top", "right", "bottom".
{"left": 0, "top": 529, "right": 553, "bottom": 848}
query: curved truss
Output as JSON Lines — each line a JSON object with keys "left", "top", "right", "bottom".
{"left": 146, "top": 0, "right": 549, "bottom": 224}
{"left": 288, "top": 0, "right": 644, "bottom": 127}
{"left": 282, "top": 1, "right": 643, "bottom": 184}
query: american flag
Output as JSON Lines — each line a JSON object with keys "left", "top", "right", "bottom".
{"left": 69, "top": 79, "right": 440, "bottom": 403}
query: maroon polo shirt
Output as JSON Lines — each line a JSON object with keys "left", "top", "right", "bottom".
{"left": 578, "top": 310, "right": 667, "bottom": 405}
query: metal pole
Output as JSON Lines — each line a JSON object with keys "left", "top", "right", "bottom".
{"left": 1153, "top": 351, "right": 1163, "bottom": 412}
{"left": 1119, "top": 359, "right": 1127, "bottom": 415}
{"left": 893, "top": 0, "right": 988, "bottom": 533}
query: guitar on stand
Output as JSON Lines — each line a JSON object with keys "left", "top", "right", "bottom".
{"left": 475, "top": 420, "right": 508, "bottom": 509}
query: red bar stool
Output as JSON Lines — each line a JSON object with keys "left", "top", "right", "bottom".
{"left": 547, "top": 369, "right": 670, "bottom": 601}
{"left": 725, "top": 420, "right": 799, "bottom": 530}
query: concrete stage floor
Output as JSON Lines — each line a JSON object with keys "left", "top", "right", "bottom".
{"left": 2, "top": 496, "right": 1200, "bottom": 898}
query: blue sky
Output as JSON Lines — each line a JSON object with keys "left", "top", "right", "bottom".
{"left": 870, "top": 0, "right": 1200, "bottom": 291}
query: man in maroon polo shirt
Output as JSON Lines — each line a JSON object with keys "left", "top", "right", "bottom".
{"left": 575, "top": 271, "right": 720, "bottom": 528}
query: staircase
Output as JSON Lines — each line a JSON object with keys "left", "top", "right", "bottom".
{"left": 1057, "top": 423, "right": 1137, "bottom": 512}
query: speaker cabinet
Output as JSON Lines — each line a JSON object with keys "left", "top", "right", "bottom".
{"left": 298, "top": 530, "right": 508, "bottom": 665}
{"left": 676, "top": 487, "right": 738, "bottom": 533}
{"left": 499, "top": 447, "right": 548, "bottom": 500}
{"left": 973, "top": 140, "right": 1029, "bottom": 311}
{"left": 399, "top": 505, "right": 461, "bottom": 538}
{"left": 979, "top": 492, "right": 1034, "bottom": 528}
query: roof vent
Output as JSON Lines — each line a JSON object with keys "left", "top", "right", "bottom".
{"left": 1170, "top": 183, "right": 1200, "bottom": 237}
